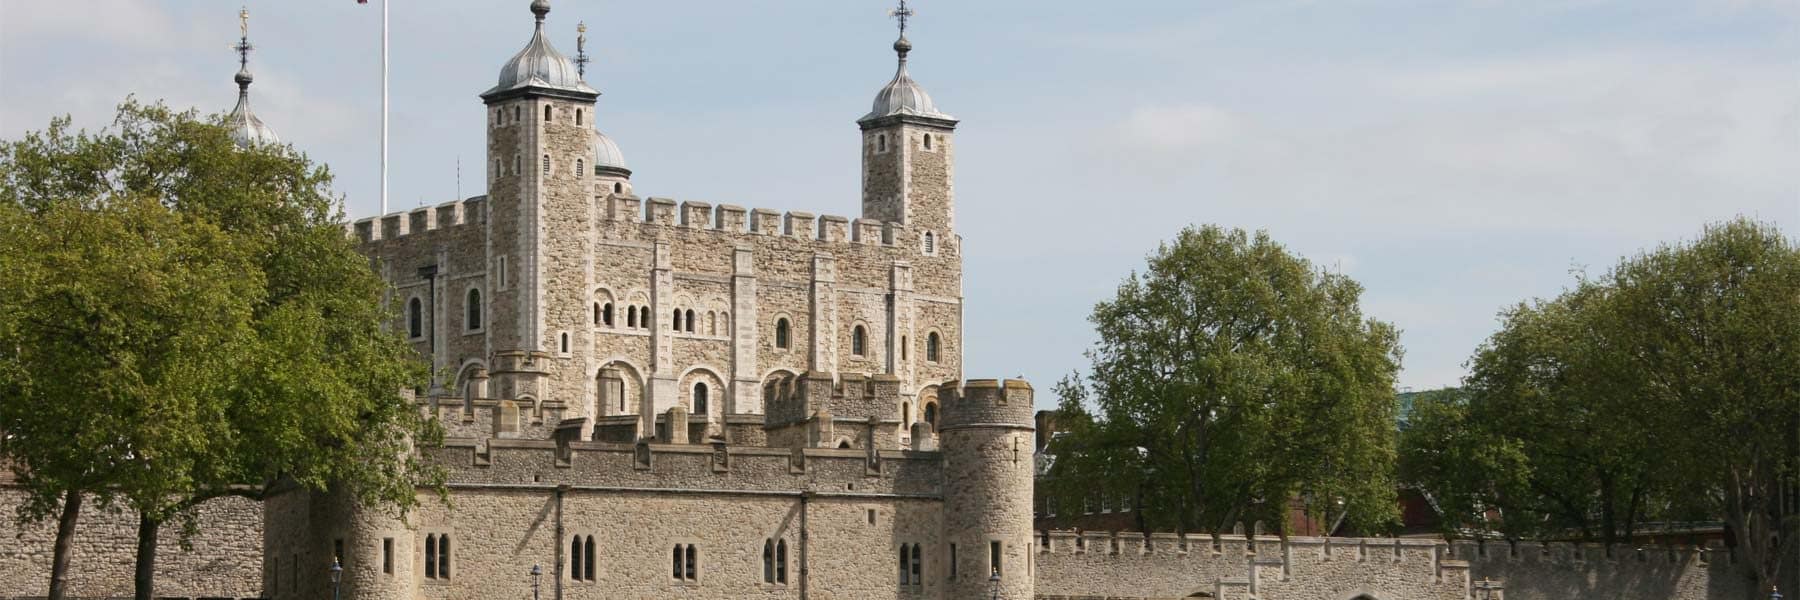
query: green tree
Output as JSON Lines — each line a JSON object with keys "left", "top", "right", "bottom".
{"left": 0, "top": 192, "right": 259, "bottom": 600}
{"left": 0, "top": 101, "right": 442, "bottom": 600}
{"left": 1046, "top": 225, "right": 1403, "bottom": 535}
{"left": 1608, "top": 219, "right": 1800, "bottom": 595}
{"left": 1399, "top": 218, "right": 1800, "bottom": 595}
{"left": 1401, "top": 285, "right": 1671, "bottom": 544}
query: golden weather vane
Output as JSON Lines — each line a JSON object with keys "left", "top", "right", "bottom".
{"left": 233, "top": 6, "right": 255, "bottom": 70}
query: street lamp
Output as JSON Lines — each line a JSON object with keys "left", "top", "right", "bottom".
{"left": 989, "top": 572, "right": 1001, "bottom": 600}
{"left": 531, "top": 564, "right": 542, "bottom": 600}
{"left": 329, "top": 558, "right": 342, "bottom": 600}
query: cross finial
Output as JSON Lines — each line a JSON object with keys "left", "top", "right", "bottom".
{"left": 233, "top": 6, "right": 255, "bottom": 71}
{"left": 575, "top": 21, "right": 590, "bottom": 77}
{"left": 888, "top": 0, "right": 914, "bottom": 36}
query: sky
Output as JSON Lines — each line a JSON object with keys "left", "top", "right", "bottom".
{"left": 3, "top": 1, "right": 1797, "bottom": 407}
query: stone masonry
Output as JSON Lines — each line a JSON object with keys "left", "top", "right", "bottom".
{"left": 0, "top": 3, "right": 1763, "bottom": 600}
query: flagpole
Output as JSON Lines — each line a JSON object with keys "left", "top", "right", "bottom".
{"left": 380, "top": 0, "right": 389, "bottom": 215}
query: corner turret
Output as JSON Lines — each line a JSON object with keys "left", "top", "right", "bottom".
{"left": 938, "top": 378, "right": 1035, "bottom": 600}
{"left": 860, "top": 0, "right": 957, "bottom": 256}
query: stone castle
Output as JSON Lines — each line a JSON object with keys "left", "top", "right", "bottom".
{"left": 0, "top": 2, "right": 1758, "bottom": 599}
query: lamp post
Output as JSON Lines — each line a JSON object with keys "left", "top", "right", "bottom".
{"left": 329, "top": 558, "right": 342, "bottom": 600}
{"left": 989, "top": 572, "right": 1001, "bottom": 600}
{"left": 531, "top": 564, "right": 542, "bottom": 600}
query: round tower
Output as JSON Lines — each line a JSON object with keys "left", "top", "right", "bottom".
{"left": 938, "top": 379, "right": 1035, "bottom": 600}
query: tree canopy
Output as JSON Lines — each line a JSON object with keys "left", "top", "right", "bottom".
{"left": 0, "top": 100, "right": 440, "bottom": 599}
{"left": 1044, "top": 225, "right": 1404, "bottom": 535}
{"left": 1399, "top": 218, "right": 1800, "bottom": 595}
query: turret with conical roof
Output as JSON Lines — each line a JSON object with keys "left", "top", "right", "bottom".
{"left": 227, "top": 7, "right": 279, "bottom": 148}
{"left": 480, "top": 0, "right": 609, "bottom": 425}
{"left": 860, "top": 0, "right": 958, "bottom": 251}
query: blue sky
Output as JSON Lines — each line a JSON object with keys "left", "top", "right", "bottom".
{"left": 3, "top": 1, "right": 1796, "bottom": 406}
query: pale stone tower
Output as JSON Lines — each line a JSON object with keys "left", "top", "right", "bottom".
{"left": 480, "top": 0, "right": 600, "bottom": 416}
{"left": 859, "top": 1, "right": 958, "bottom": 256}
{"left": 939, "top": 379, "right": 1037, "bottom": 600}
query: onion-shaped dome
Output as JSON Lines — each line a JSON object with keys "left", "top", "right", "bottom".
{"left": 858, "top": 35, "right": 953, "bottom": 124}
{"left": 482, "top": 0, "right": 597, "bottom": 101}
{"left": 228, "top": 68, "right": 280, "bottom": 148}
{"left": 594, "top": 130, "right": 630, "bottom": 177}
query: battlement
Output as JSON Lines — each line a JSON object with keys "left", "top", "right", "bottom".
{"left": 347, "top": 196, "right": 489, "bottom": 244}
{"left": 605, "top": 194, "right": 909, "bottom": 249}
{"left": 1033, "top": 530, "right": 1746, "bottom": 600}
{"left": 764, "top": 371, "right": 905, "bottom": 426}
{"left": 423, "top": 435, "right": 944, "bottom": 497}
{"left": 342, "top": 191, "right": 934, "bottom": 253}
{"left": 938, "top": 378, "right": 1035, "bottom": 430}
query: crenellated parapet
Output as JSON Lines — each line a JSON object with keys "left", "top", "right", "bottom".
{"left": 1033, "top": 530, "right": 1750, "bottom": 600}
{"left": 761, "top": 371, "right": 907, "bottom": 449}
{"left": 601, "top": 194, "right": 913, "bottom": 249}
{"left": 348, "top": 196, "right": 489, "bottom": 245}
{"left": 421, "top": 436, "right": 944, "bottom": 497}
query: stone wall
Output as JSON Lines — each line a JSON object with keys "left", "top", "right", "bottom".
{"left": 0, "top": 488, "right": 264, "bottom": 600}
{"left": 1032, "top": 531, "right": 1753, "bottom": 600}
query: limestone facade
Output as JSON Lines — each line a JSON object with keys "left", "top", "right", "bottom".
{"left": 0, "top": 3, "right": 1761, "bottom": 600}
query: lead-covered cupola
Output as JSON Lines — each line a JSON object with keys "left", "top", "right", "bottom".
{"left": 482, "top": 0, "right": 598, "bottom": 103}
{"left": 858, "top": 34, "right": 954, "bottom": 125}
{"left": 858, "top": 0, "right": 958, "bottom": 241}
{"left": 227, "top": 8, "right": 279, "bottom": 148}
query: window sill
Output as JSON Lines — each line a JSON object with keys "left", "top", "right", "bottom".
{"left": 463, "top": 329, "right": 484, "bottom": 337}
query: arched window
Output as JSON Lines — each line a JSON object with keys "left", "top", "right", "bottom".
{"left": 575, "top": 108, "right": 583, "bottom": 126}
{"left": 514, "top": 155, "right": 521, "bottom": 174}
{"left": 776, "top": 539, "right": 787, "bottom": 584}
{"left": 923, "top": 231, "right": 935, "bottom": 255}
{"left": 570, "top": 535, "right": 595, "bottom": 581}
{"left": 594, "top": 303, "right": 602, "bottom": 325}
{"left": 407, "top": 297, "right": 423, "bottom": 339}
{"left": 560, "top": 332, "right": 570, "bottom": 354}
{"left": 927, "top": 332, "right": 941, "bottom": 363}
{"left": 924, "top": 133, "right": 933, "bottom": 150}
{"left": 923, "top": 402, "right": 937, "bottom": 429}
{"left": 543, "top": 154, "right": 551, "bottom": 175}
{"left": 902, "top": 402, "right": 911, "bottom": 425}
{"left": 685, "top": 309, "right": 696, "bottom": 333}
{"left": 425, "top": 534, "right": 438, "bottom": 578}
{"left": 671, "top": 544, "right": 697, "bottom": 581}
{"left": 911, "top": 544, "right": 922, "bottom": 585}
{"left": 877, "top": 134, "right": 887, "bottom": 152}
{"left": 576, "top": 159, "right": 584, "bottom": 176}
{"left": 694, "top": 382, "right": 709, "bottom": 415}
{"left": 707, "top": 312, "right": 717, "bottom": 336}
{"left": 901, "top": 336, "right": 908, "bottom": 360}
{"left": 438, "top": 535, "right": 452, "bottom": 578}
{"left": 544, "top": 104, "right": 553, "bottom": 122}
{"left": 494, "top": 158, "right": 501, "bottom": 176}
{"left": 838, "top": 440, "right": 852, "bottom": 449}
{"left": 514, "top": 106, "right": 520, "bottom": 122}
{"left": 465, "top": 289, "right": 482, "bottom": 331}
{"left": 627, "top": 306, "right": 638, "bottom": 328}
{"left": 898, "top": 544, "right": 912, "bottom": 585}
{"left": 613, "top": 182, "right": 623, "bottom": 194}
{"left": 775, "top": 318, "right": 791, "bottom": 349}
{"left": 603, "top": 303, "right": 614, "bottom": 327}
{"left": 584, "top": 536, "right": 596, "bottom": 580}
{"left": 719, "top": 312, "right": 730, "bottom": 334}
{"left": 570, "top": 536, "right": 583, "bottom": 581}
{"left": 673, "top": 308, "right": 683, "bottom": 331}
{"left": 852, "top": 325, "right": 867, "bottom": 356}
{"left": 763, "top": 539, "right": 775, "bottom": 583}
